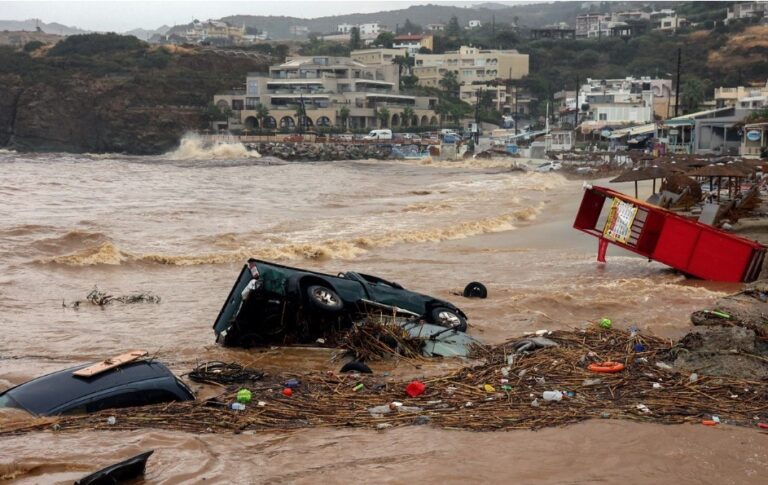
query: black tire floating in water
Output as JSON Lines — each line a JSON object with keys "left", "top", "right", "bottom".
{"left": 463, "top": 282, "right": 488, "bottom": 299}
{"left": 340, "top": 361, "right": 373, "bottom": 374}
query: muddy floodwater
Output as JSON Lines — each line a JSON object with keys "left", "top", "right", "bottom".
{"left": 1, "top": 145, "right": 765, "bottom": 484}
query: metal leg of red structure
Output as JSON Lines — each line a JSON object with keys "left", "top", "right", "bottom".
{"left": 597, "top": 238, "right": 608, "bottom": 263}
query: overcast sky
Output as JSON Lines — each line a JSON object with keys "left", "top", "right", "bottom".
{"left": 0, "top": 0, "right": 517, "bottom": 32}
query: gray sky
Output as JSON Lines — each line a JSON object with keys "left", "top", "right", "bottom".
{"left": 0, "top": 0, "right": 511, "bottom": 32}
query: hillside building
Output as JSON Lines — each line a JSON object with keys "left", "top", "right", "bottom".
{"left": 213, "top": 55, "right": 439, "bottom": 132}
{"left": 576, "top": 77, "right": 674, "bottom": 130}
{"left": 414, "top": 46, "right": 528, "bottom": 87}
{"left": 725, "top": 2, "right": 768, "bottom": 24}
{"left": 714, "top": 82, "right": 768, "bottom": 108}
{"left": 392, "top": 33, "right": 434, "bottom": 54}
{"left": 426, "top": 23, "right": 446, "bottom": 31}
{"left": 184, "top": 20, "right": 245, "bottom": 44}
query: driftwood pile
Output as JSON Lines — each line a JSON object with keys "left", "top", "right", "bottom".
{"left": 3, "top": 326, "right": 767, "bottom": 436}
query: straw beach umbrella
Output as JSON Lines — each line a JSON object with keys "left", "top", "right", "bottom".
{"left": 687, "top": 163, "right": 747, "bottom": 200}
{"left": 610, "top": 164, "right": 675, "bottom": 198}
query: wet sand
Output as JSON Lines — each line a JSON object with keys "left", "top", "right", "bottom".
{"left": 0, "top": 146, "right": 759, "bottom": 483}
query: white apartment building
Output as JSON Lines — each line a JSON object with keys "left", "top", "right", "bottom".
{"left": 359, "top": 23, "right": 384, "bottom": 36}
{"left": 337, "top": 23, "right": 354, "bottom": 34}
{"left": 725, "top": 2, "right": 768, "bottom": 24}
{"left": 714, "top": 82, "right": 768, "bottom": 107}
{"left": 578, "top": 77, "right": 674, "bottom": 127}
{"left": 468, "top": 20, "right": 482, "bottom": 28}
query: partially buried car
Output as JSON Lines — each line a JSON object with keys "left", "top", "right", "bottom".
{"left": 0, "top": 360, "right": 194, "bottom": 416}
{"left": 214, "top": 259, "right": 469, "bottom": 347}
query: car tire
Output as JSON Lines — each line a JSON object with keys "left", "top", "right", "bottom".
{"left": 463, "top": 282, "right": 488, "bottom": 299}
{"left": 430, "top": 307, "right": 467, "bottom": 332}
{"left": 306, "top": 285, "right": 343, "bottom": 313}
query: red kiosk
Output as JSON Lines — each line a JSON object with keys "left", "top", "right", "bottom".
{"left": 573, "top": 185, "right": 766, "bottom": 283}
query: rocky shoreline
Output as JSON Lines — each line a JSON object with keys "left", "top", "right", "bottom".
{"left": 248, "top": 142, "right": 394, "bottom": 162}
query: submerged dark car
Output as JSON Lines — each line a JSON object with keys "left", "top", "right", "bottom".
{"left": 0, "top": 361, "right": 194, "bottom": 416}
{"left": 214, "top": 259, "right": 469, "bottom": 347}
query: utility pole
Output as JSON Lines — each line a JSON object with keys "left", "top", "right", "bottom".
{"left": 492, "top": 14, "right": 495, "bottom": 37}
{"left": 674, "top": 47, "right": 681, "bottom": 117}
{"left": 298, "top": 90, "right": 304, "bottom": 135}
{"left": 475, "top": 88, "right": 482, "bottom": 143}
{"left": 514, "top": 86, "right": 519, "bottom": 135}
{"left": 575, "top": 75, "right": 580, "bottom": 129}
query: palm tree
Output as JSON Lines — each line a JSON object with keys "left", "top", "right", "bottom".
{"left": 402, "top": 106, "right": 415, "bottom": 128}
{"left": 377, "top": 107, "right": 390, "bottom": 128}
{"left": 255, "top": 103, "right": 269, "bottom": 130}
{"left": 435, "top": 103, "right": 450, "bottom": 128}
{"left": 339, "top": 106, "right": 350, "bottom": 132}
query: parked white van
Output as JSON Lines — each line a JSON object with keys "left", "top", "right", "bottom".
{"left": 363, "top": 129, "right": 393, "bottom": 141}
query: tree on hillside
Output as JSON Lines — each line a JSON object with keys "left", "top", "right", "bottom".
{"left": 400, "top": 19, "right": 423, "bottom": 35}
{"left": 681, "top": 77, "right": 707, "bottom": 113}
{"left": 446, "top": 16, "right": 462, "bottom": 38}
{"left": 274, "top": 44, "right": 289, "bottom": 62}
{"left": 375, "top": 31, "right": 394, "bottom": 48}
{"left": 439, "top": 70, "right": 460, "bottom": 98}
{"left": 350, "top": 27, "right": 362, "bottom": 50}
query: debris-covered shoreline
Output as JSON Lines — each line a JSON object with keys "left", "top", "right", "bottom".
{"left": 4, "top": 308, "right": 767, "bottom": 436}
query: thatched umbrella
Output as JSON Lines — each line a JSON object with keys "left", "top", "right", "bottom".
{"left": 610, "top": 164, "right": 675, "bottom": 198}
{"left": 687, "top": 163, "right": 747, "bottom": 201}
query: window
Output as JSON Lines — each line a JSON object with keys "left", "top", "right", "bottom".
{"left": 231, "top": 99, "right": 244, "bottom": 110}
{"left": 599, "top": 113, "right": 607, "bottom": 121}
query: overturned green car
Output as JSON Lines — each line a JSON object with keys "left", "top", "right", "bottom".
{"left": 213, "top": 259, "right": 476, "bottom": 356}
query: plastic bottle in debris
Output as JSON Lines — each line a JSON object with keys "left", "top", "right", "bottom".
{"left": 542, "top": 390, "right": 563, "bottom": 401}
{"left": 230, "top": 403, "right": 246, "bottom": 411}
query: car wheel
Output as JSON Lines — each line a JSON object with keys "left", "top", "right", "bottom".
{"left": 430, "top": 307, "right": 467, "bottom": 332}
{"left": 307, "top": 285, "right": 343, "bottom": 312}
{"left": 463, "top": 282, "right": 488, "bottom": 299}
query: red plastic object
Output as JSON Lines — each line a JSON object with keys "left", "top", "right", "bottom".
{"left": 758, "top": 423, "right": 768, "bottom": 429}
{"left": 282, "top": 388, "right": 293, "bottom": 397}
{"left": 587, "top": 361, "right": 626, "bottom": 373}
{"left": 702, "top": 420, "right": 718, "bottom": 426}
{"left": 573, "top": 185, "right": 766, "bottom": 282}
{"left": 405, "top": 380, "right": 425, "bottom": 397}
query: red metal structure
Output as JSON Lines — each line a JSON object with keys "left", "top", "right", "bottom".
{"left": 574, "top": 185, "right": 766, "bottom": 282}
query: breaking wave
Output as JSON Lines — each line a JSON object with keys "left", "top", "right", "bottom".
{"left": 43, "top": 207, "right": 541, "bottom": 266}
{"left": 164, "top": 134, "right": 260, "bottom": 160}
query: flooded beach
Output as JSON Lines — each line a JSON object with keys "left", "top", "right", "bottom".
{"left": 1, "top": 147, "right": 764, "bottom": 484}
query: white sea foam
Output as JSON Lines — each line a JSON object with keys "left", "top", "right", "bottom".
{"left": 165, "top": 133, "right": 260, "bottom": 160}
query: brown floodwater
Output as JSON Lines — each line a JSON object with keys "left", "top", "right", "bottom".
{"left": 0, "top": 143, "right": 762, "bottom": 484}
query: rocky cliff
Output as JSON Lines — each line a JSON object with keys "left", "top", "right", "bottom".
{"left": 0, "top": 35, "right": 270, "bottom": 154}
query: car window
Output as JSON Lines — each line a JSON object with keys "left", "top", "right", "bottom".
{"left": 83, "top": 389, "right": 182, "bottom": 414}
{"left": 0, "top": 393, "right": 23, "bottom": 411}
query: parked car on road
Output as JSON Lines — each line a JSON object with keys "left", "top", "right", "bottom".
{"left": 0, "top": 361, "right": 194, "bottom": 416}
{"left": 363, "top": 129, "right": 393, "bottom": 141}
{"left": 214, "top": 259, "right": 469, "bottom": 347}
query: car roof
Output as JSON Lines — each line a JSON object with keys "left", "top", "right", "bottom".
{"left": 1, "top": 360, "right": 178, "bottom": 415}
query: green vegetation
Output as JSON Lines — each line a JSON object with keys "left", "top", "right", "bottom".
{"left": 48, "top": 33, "right": 144, "bottom": 57}
{"left": 299, "top": 34, "right": 350, "bottom": 56}
{"left": 22, "top": 41, "right": 44, "bottom": 52}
